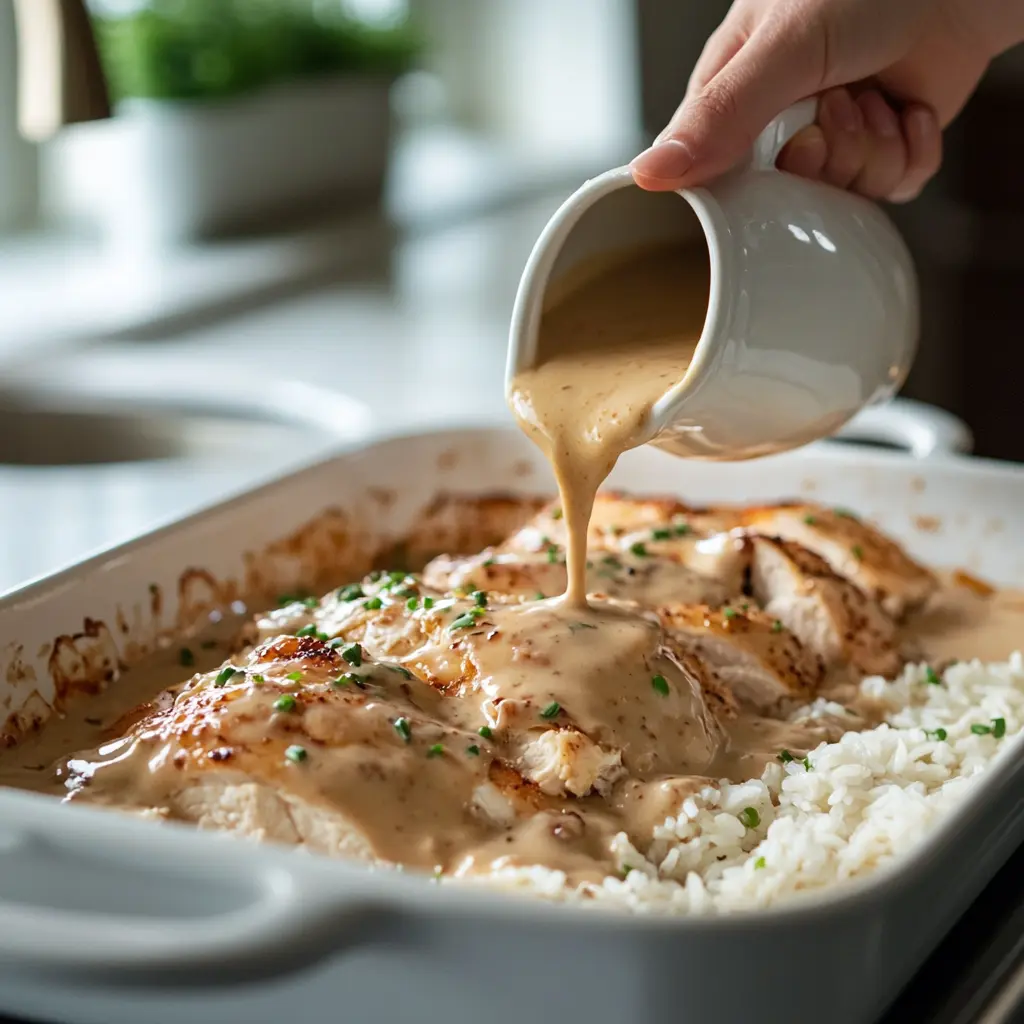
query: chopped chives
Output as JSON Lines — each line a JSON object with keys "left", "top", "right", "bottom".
{"left": 179, "top": 647, "right": 195, "bottom": 667}
{"left": 651, "top": 528, "right": 672, "bottom": 541}
{"left": 466, "top": 744, "right": 480, "bottom": 756}
{"left": 478, "top": 726, "right": 494, "bottom": 739}
{"left": 341, "top": 643, "right": 363, "bottom": 667}
{"left": 295, "top": 623, "right": 319, "bottom": 638}
{"left": 802, "top": 756, "right": 813, "bottom": 771}
{"left": 971, "top": 723, "right": 992, "bottom": 736}
{"left": 771, "top": 620, "right": 783, "bottom": 634}
{"left": 274, "top": 694, "right": 297, "bottom": 712}
{"left": 534, "top": 592, "right": 546, "bottom": 600}
{"left": 777, "top": 749, "right": 794, "bottom": 764}
{"left": 337, "top": 584, "right": 364, "bottom": 602}
{"left": 551, "top": 508, "right": 563, "bottom": 520}
{"left": 630, "top": 541, "right": 648, "bottom": 558}
{"left": 449, "top": 612, "right": 478, "bottom": 630}
{"left": 252, "top": 674, "right": 265, "bottom": 684}
{"left": 673, "top": 523, "right": 691, "bottom": 536}
{"left": 754, "top": 856, "right": 766, "bottom": 870}
{"left": 926, "top": 727, "right": 947, "bottom": 741}
{"left": 214, "top": 666, "right": 238, "bottom": 687}
{"left": 423, "top": 597, "right": 435, "bottom": 610}
{"left": 738, "top": 806, "right": 760, "bottom": 829}
{"left": 540, "top": 702, "right": 561, "bottom": 720}
{"left": 651, "top": 674, "right": 670, "bottom": 696}
{"left": 393, "top": 717, "right": 412, "bottom": 743}
{"left": 284, "top": 744, "right": 307, "bottom": 763}
{"left": 363, "top": 596, "right": 384, "bottom": 610}
{"left": 546, "top": 548, "right": 559, "bottom": 564}
{"left": 482, "top": 558, "right": 495, "bottom": 567}
{"left": 427, "top": 743, "right": 445, "bottom": 758}
{"left": 923, "top": 666, "right": 942, "bottom": 685}
{"left": 406, "top": 596, "right": 419, "bottom": 610}
{"left": 285, "top": 670, "right": 303, "bottom": 682}
{"left": 332, "top": 674, "right": 359, "bottom": 687}
{"left": 302, "top": 597, "right": 319, "bottom": 610}
{"left": 472, "top": 590, "right": 488, "bottom": 607}
{"left": 803, "top": 514, "right": 817, "bottom": 525}
{"left": 722, "top": 607, "right": 737, "bottom": 620}
{"left": 993, "top": 717, "right": 1007, "bottom": 739}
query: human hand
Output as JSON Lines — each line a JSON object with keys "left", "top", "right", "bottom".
{"left": 631, "top": 0, "right": 1024, "bottom": 202}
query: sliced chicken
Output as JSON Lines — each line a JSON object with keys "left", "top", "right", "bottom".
{"left": 750, "top": 536, "right": 903, "bottom": 679}
{"left": 740, "top": 503, "right": 937, "bottom": 617}
{"left": 422, "top": 547, "right": 736, "bottom": 608}
{"left": 659, "top": 603, "right": 824, "bottom": 712}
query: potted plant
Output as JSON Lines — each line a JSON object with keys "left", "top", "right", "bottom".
{"left": 43, "top": 0, "right": 420, "bottom": 248}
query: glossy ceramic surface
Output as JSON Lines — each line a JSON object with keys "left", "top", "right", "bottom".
{"left": 506, "top": 101, "right": 919, "bottom": 460}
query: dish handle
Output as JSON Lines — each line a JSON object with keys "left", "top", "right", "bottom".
{"left": 0, "top": 799, "right": 385, "bottom": 984}
{"left": 830, "top": 398, "right": 973, "bottom": 459}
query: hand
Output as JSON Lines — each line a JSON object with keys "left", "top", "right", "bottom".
{"left": 631, "top": 0, "right": 1024, "bottom": 202}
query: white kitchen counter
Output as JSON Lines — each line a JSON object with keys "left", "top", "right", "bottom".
{"left": 0, "top": 189, "right": 569, "bottom": 593}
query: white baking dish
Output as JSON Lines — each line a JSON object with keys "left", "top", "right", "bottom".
{"left": 0, "top": 411, "right": 1021, "bottom": 1024}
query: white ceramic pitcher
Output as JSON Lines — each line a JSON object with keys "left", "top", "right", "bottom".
{"left": 505, "top": 100, "right": 919, "bottom": 461}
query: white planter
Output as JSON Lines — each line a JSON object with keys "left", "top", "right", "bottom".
{"left": 42, "top": 74, "right": 394, "bottom": 250}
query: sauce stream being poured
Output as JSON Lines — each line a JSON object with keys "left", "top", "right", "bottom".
{"left": 509, "top": 241, "right": 710, "bottom": 604}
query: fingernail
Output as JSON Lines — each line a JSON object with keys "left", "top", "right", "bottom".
{"left": 905, "top": 106, "right": 935, "bottom": 144}
{"left": 861, "top": 94, "right": 900, "bottom": 139}
{"left": 630, "top": 139, "right": 694, "bottom": 181}
{"left": 822, "top": 90, "right": 861, "bottom": 134}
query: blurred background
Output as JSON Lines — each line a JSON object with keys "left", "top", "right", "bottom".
{"left": 0, "top": 0, "right": 1021, "bottom": 589}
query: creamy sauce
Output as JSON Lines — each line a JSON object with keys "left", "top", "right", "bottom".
{"left": 509, "top": 242, "right": 709, "bottom": 604}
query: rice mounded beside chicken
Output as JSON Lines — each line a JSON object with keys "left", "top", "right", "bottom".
{"left": 457, "top": 655, "right": 1024, "bottom": 914}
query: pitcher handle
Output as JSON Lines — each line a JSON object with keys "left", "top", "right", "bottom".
{"left": 749, "top": 98, "right": 819, "bottom": 172}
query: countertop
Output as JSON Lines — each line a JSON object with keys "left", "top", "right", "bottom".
{"left": 0, "top": 189, "right": 567, "bottom": 593}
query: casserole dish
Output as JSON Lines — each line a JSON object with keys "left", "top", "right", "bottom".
{"left": 0, "top": 411, "right": 1020, "bottom": 1024}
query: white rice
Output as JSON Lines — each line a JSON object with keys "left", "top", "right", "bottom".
{"left": 455, "top": 655, "right": 1024, "bottom": 915}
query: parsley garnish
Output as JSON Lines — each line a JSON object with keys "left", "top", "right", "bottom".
{"left": 540, "top": 702, "right": 561, "bottom": 720}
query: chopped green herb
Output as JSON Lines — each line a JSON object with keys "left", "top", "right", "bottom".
{"left": 540, "top": 702, "right": 561, "bottom": 720}
{"left": 466, "top": 744, "right": 480, "bottom": 756}
{"left": 482, "top": 558, "right": 495, "bottom": 568}
{"left": 386, "top": 665, "right": 413, "bottom": 680}
{"left": 478, "top": 726, "right": 494, "bottom": 740}
{"left": 630, "top": 541, "right": 649, "bottom": 558}
{"left": 295, "top": 623, "right": 319, "bottom": 638}
{"left": 802, "top": 756, "right": 813, "bottom": 771}
{"left": 740, "top": 601, "right": 750, "bottom": 611}
{"left": 274, "top": 694, "right": 297, "bottom": 712}
{"left": 284, "top": 744, "right": 307, "bottom": 764}
{"left": 332, "top": 674, "right": 359, "bottom": 687}
{"left": 337, "top": 584, "right": 364, "bottom": 601}
{"left": 971, "top": 723, "right": 992, "bottom": 736}
{"left": 252, "top": 674, "right": 265, "bottom": 685}
{"left": 924, "top": 666, "right": 942, "bottom": 685}
{"left": 926, "top": 727, "right": 948, "bottom": 741}
{"left": 673, "top": 523, "right": 692, "bottom": 536}
{"left": 214, "top": 666, "right": 238, "bottom": 687}
{"left": 771, "top": 620, "right": 784, "bottom": 634}
{"left": 551, "top": 507, "right": 563, "bottom": 520}
{"left": 993, "top": 717, "right": 1007, "bottom": 739}
{"left": 546, "top": 548, "right": 560, "bottom": 564}
{"left": 363, "top": 596, "right": 384, "bottom": 610}
{"left": 472, "top": 590, "right": 488, "bottom": 608}
{"left": 851, "top": 544, "right": 864, "bottom": 561}
{"left": 406, "top": 596, "right": 419, "bottom": 610}
{"left": 449, "top": 612, "right": 478, "bottom": 630}
{"left": 387, "top": 571, "right": 408, "bottom": 585}
{"left": 393, "top": 717, "right": 412, "bottom": 743}
{"left": 738, "top": 806, "right": 760, "bottom": 829}
{"left": 427, "top": 743, "right": 445, "bottom": 758}
{"left": 423, "top": 597, "right": 435, "bottom": 610}
{"left": 803, "top": 514, "right": 817, "bottom": 525}
{"left": 651, "top": 528, "right": 672, "bottom": 541}
{"left": 777, "top": 749, "right": 794, "bottom": 764}
{"left": 286, "top": 671, "right": 303, "bottom": 682}
{"left": 833, "top": 507, "right": 858, "bottom": 520}
{"left": 754, "top": 856, "right": 766, "bottom": 870}
{"left": 368, "top": 571, "right": 383, "bottom": 582}
{"left": 651, "top": 674, "right": 670, "bottom": 696}
{"left": 341, "top": 643, "right": 363, "bottom": 667}
{"left": 723, "top": 607, "right": 738, "bottom": 620}
{"left": 179, "top": 647, "right": 195, "bottom": 667}
{"left": 302, "top": 597, "right": 319, "bottom": 610}
{"left": 534, "top": 592, "right": 546, "bottom": 601}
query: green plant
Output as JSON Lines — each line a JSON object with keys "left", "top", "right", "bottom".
{"left": 93, "top": 0, "right": 422, "bottom": 104}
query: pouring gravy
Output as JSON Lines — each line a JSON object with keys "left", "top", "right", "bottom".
{"left": 509, "top": 241, "right": 709, "bottom": 604}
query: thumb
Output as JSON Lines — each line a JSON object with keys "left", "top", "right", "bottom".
{"left": 631, "top": 21, "right": 826, "bottom": 190}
